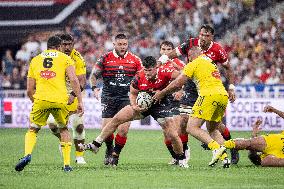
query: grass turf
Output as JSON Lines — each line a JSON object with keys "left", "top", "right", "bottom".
{"left": 0, "top": 128, "right": 284, "bottom": 189}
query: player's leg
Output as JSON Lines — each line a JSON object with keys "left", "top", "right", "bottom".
{"left": 207, "top": 121, "right": 230, "bottom": 168}
{"left": 179, "top": 113, "right": 190, "bottom": 164}
{"left": 100, "top": 98, "right": 120, "bottom": 165}
{"left": 52, "top": 103, "right": 73, "bottom": 172}
{"left": 101, "top": 118, "right": 114, "bottom": 165}
{"left": 160, "top": 117, "right": 187, "bottom": 168}
{"left": 111, "top": 99, "right": 132, "bottom": 166}
{"left": 186, "top": 95, "right": 226, "bottom": 166}
{"left": 15, "top": 100, "right": 47, "bottom": 171}
{"left": 111, "top": 122, "right": 130, "bottom": 166}
{"left": 69, "top": 113, "right": 86, "bottom": 164}
{"left": 47, "top": 114, "right": 60, "bottom": 139}
{"left": 81, "top": 105, "right": 141, "bottom": 155}
{"left": 218, "top": 122, "right": 239, "bottom": 164}
{"left": 163, "top": 115, "right": 180, "bottom": 165}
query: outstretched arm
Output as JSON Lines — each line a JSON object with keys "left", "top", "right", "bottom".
{"left": 264, "top": 105, "right": 284, "bottom": 119}
{"left": 152, "top": 73, "right": 188, "bottom": 102}
{"left": 261, "top": 155, "right": 284, "bottom": 167}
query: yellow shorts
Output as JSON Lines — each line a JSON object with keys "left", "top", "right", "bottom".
{"left": 67, "top": 97, "right": 78, "bottom": 112}
{"left": 261, "top": 134, "right": 284, "bottom": 159}
{"left": 191, "top": 94, "right": 228, "bottom": 122}
{"left": 30, "top": 99, "right": 69, "bottom": 127}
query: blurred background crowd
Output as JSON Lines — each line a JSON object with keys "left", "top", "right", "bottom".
{"left": 0, "top": 0, "right": 283, "bottom": 90}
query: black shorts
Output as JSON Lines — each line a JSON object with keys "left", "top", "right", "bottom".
{"left": 180, "top": 92, "right": 198, "bottom": 107}
{"left": 101, "top": 97, "right": 130, "bottom": 118}
{"left": 141, "top": 96, "right": 175, "bottom": 120}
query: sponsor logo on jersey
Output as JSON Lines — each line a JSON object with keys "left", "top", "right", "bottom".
{"left": 40, "top": 70, "right": 56, "bottom": 79}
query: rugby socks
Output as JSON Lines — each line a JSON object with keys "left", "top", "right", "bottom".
{"left": 75, "top": 151, "right": 84, "bottom": 157}
{"left": 165, "top": 139, "right": 176, "bottom": 158}
{"left": 105, "top": 134, "right": 114, "bottom": 151}
{"left": 208, "top": 140, "right": 221, "bottom": 150}
{"left": 223, "top": 140, "right": 236, "bottom": 149}
{"left": 113, "top": 134, "right": 127, "bottom": 155}
{"left": 61, "top": 142, "right": 72, "bottom": 166}
{"left": 221, "top": 127, "right": 232, "bottom": 141}
{"left": 24, "top": 130, "right": 37, "bottom": 156}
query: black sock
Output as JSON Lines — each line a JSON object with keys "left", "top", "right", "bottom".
{"left": 105, "top": 139, "right": 113, "bottom": 151}
{"left": 176, "top": 153, "right": 186, "bottom": 160}
{"left": 166, "top": 145, "right": 177, "bottom": 159}
{"left": 183, "top": 143, "right": 188, "bottom": 152}
{"left": 113, "top": 144, "right": 123, "bottom": 156}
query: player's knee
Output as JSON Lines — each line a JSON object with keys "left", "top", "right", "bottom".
{"left": 118, "top": 125, "right": 129, "bottom": 137}
{"left": 73, "top": 126, "right": 85, "bottom": 140}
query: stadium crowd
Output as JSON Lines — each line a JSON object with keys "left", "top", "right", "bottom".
{"left": 0, "top": 0, "right": 283, "bottom": 90}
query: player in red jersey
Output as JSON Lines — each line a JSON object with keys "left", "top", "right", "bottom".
{"left": 89, "top": 33, "right": 142, "bottom": 166}
{"left": 159, "top": 41, "right": 190, "bottom": 165}
{"left": 82, "top": 56, "right": 189, "bottom": 168}
{"left": 158, "top": 25, "right": 239, "bottom": 164}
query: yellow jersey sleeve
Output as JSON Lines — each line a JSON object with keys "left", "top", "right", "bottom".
{"left": 70, "top": 49, "right": 86, "bottom": 76}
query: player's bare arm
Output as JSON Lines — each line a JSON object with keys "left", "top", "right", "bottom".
{"left": 153, "top": 73, "right": 187, "bottom": 102}
{"left": 129, "top": 84, "right": 147, "bottom": 112}
{"left": 251, "top": 119, "right": 262, "bottom": 137}
{"left": 222, "top": 62, "right": 236, "bottom": 103}
{"left": 261, "top": 155, "right": 284, "bottom": 167}
{"left": 66, "top": 65, "right": 84, "bottom": 115}
{"left": 68, "top": 74, "right": 86, "bottom": 105}
{"left": 27, "top": 77, "right": 36, "bottom": 103}
{"left": 89, "top": 67, "right": 102, "bottom": 99}
{"left": 264, "top": 105, "right": 284, "bottom": 119}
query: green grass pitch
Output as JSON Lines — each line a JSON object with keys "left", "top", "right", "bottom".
{"left": 0, "top": 128, "right": 284, "bottom": 189}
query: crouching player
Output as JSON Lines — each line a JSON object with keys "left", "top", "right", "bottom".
{"left": 80, "top": 56, "right": 188, "bottom": 168}
{"left": 47, "top": 33, "right": 87, "bottom": 164}
{"left": 153, "top": 47, "right": 231, "bottom": 168}
{"left": 224, "top": 105, "right": 284, "bottom": 167}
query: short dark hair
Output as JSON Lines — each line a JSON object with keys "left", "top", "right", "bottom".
{"left": 115, "top": 33, "right": 127, "bottom": 40}
{"left": 160, "top": 41, "right": 174, "bottom": 49}
{"left": 47, "top": 36, "right": 62, "bottom": 49}
{"left": 200, "top": 24, "right": 214, "bottom": 35}
{"left": 60, "top": 33, "right": 74, "bottom": 42}
{"left": 142, "top": 56, "right": 157, "bottom": 68}
{"left": 248, "top": 150, "right": 261, "bottom": 166}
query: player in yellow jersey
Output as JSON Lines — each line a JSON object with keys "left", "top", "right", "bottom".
{"left": 15, "top": 36, "right": 84, "bottom": 172}
{"left": 153, "top": 46, "right": 230, "bottom": 167}
{"left": 224, "top": 105, "right": 284, "bottom": 167}
{"left": 46, "top": 33, "right": 87, "bottom": 164}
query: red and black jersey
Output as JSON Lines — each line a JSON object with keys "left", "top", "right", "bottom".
{"left": 177, "top": 37, "right": 228, "bottom": 65}
{"left": 131, "top": 68, "right": 173, "bottom": 93}
{"left": 95, "top": 50, "right": 142, "bottom": 99}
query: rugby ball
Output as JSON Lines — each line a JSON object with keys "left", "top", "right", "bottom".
{"left": 136, "top": 92, "right": 153, "bottom": 109}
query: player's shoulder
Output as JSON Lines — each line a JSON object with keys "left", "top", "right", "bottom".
{"left": 71, "top": 49, "right": 83, "bottom": 59}
{"left": 212, "top": 41, "right": 225, "bottom": 50}
{"left": 127, "top": 52, "right": 142, "bottom": 61}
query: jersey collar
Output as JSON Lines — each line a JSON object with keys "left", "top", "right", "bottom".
{"left": 113, "top": 49, "right": 128, "bottom": 58}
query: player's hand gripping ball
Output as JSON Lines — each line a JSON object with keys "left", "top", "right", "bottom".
{"left": 136, "top": 92, "right": 153, "bottom": 109}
